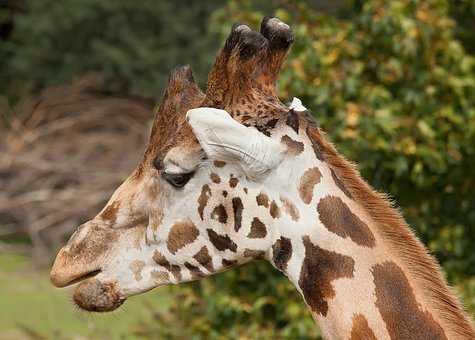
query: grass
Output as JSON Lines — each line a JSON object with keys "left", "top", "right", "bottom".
{"left": 0, "top": 252, "right": 171, "bottom": 340}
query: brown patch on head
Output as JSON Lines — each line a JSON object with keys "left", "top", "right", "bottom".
{"left": 256, "top": 192, "right": 269, "bottom": 208}
{"left": 272, "top": 236, "right": 292, "bottom": 272}
{"left": 214, "top": 160, "right": 226, "bottom": 168}
{"left": 247, "top": 217, "right": 267, "bottom": 238}
{"left": 210, "top": 173, "right": 221, "bottom": 184}
{"left": 207, "top": 229, "right": 237, "bottom": 252}
{"left": 129, "top": 260, "right": 146, "bottom": 281}
{"left": 222, "top": 190, "right": 228, "bottom": 197}
{"left": 232, "top": 197, "right": 244, "bottom": 232}
{"left": 280, "top": 197, "right": 300, "bottom": 221}
{"left": 229, "top": 176, "right": 239, "bottom": 188}
{"left": 100, "top": 201, "right": 120, "bottom": 223}
{"left": 184, "top": 262, "right": 205, "bottom": 280}
{"left": 193, "top": 246, "right": 214, "bottom": 272}
{"left": 166, "top": 220, "right": 199, "bottom": 254}
{"left": 269, "top": 200, "right": 281, "bottom": 219}
{"left": 222, "top": 259, "right": 238, "bottom": 267}
{"left": 373, "top": 261, "right": 448, "bottom": 340}
{"left": 281, "top": 135, "right": 304, "bottom": 155}
{"left": 211, "top": 204, "right": 228, "bottom": 224}
{"left": 331, "top": 168, "right": 352, "bottom": 199}
{"left": 286, "top": 109, "right": 300, "bottom": 133}
{"left": 350, "top": 314, "right": 377, "bottom": 340}
{"left": 318, "top": 196, "right": 375, "bottom": 247}
{"left": 298, "top": 167, "right": 322, "bottom": 204}
{"left": 243, "top": 249, "right": 266, "bottom": 258}
{"left": 298, "top": 236, "right": 355, "bottom": 316}
{"left": 67, "top": 224, "right": 119, "bottom": 263}
{"left": 152, "top": 250, "right": 182, "bottom": 281}
{"left": 197, "top": 184, "right": 211, "bottom": 220}
{"left": 151, "top": 270, "right": 170, "bottom": 283}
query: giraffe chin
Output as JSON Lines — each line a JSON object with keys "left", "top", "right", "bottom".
{"left": 73, "top": 278, "right": 124, "bottom": 312}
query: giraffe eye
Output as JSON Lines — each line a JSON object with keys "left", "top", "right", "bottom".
{"left": 162, "top": 172, "right": 194, "bottom": 188}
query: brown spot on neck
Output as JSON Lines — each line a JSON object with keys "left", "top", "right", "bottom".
{"left": 298, "top": 236, "right": 355, "bottom": 316}
{"left": 272, "top": 236, "right": 292, "bottom": 272}
{"left": 232, "top": 197, "right": 243, "bottom": 232}
{"left": 373, "top": 261, "right": 448, "bottom": 340}
{"left": 211, "top": 204, "right": 228, "bottom": 224}
{"left": 350, "top": 314, "right": 377, "bottom": 340}
{"left": 270, "top": 200, "right": 281, "bottom": 219}
{"left": 222, "top": 258, "right": 238, "bottom": 267}
{"left": 152, "top": 250, "right": 182, "bottom": 281}
{"left": 193, "top": 246, "right": 214, "bottom": 272}
{"left": 197, "top": 184, "right": 211, "bottom": 220}
{"left": 256, "top": 192, "right": 269, "bottom": 208}
{"left": 184, "top": 262, "right": 205, "bottom": 280}
{"left": 207, "top": 229, "right": 237, "bottom": 252}
{"left": 247, "top": 217, "right": 267, "bottom": 238}
{"left": 317, "top": 196, "right": 375, "bottom": 247}
{"left": 166, "top": 220, "right": 199, "bottom": 254}
{"left": 281, "top": 135, "right": 304, "bottom": 156}
{"left": 298, "top": 167, "right": 322, "bottom": 204}
{"left": 280, "top": 197, "right": 300, "bottom": 221}
{"left": 243, "top": 249, "right": 266, "bottom": 258}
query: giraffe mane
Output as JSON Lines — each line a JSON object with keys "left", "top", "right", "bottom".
{"left": 305, "top": 116, "right": 475, "bottom": 339}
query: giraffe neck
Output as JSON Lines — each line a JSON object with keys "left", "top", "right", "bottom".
{"left": 265, "top": 113, "right": 474, "bottom": 339}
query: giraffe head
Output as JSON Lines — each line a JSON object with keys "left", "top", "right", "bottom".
{"left": 50, "top": 17, "right": 300, "bottom": 312}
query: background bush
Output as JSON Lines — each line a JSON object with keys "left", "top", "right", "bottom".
{"left": 1, "top": 0, "right": 474, "bottom": 339}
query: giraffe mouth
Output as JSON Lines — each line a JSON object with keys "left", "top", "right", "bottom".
{"left": 66, "top": 269, "right": 101, "bottom": 286}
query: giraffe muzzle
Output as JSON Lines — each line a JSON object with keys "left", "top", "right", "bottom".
{"left": 50, "top": 221, "right": 118, "bottom": 287}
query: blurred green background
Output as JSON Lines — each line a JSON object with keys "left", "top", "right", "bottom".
{"left": 0, "top": 0, "right": 474, "bottom": 339}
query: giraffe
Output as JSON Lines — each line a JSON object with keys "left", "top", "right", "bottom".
{"left": 50, "top": 17, "right": 475, "bottom": 339}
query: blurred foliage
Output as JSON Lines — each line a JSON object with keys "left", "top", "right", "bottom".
{"left": 134, "top": 0, "right": 475, "bottom": 338}
{"left": 0, "top": 0, "right": 222, "bottom": 103}
{"left": 449, "top": 0, "right": 475, "bottom": 54}
{"left": 1, "top": 0, "right": 474, "bottom": 338}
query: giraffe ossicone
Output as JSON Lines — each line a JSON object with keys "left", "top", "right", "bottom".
{"left": 50, "top": 16, "right": 474, "bottom": 340}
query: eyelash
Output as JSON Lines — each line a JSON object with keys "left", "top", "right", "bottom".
{"left": 161, "top": 171, "right": 195, "bottom": 188}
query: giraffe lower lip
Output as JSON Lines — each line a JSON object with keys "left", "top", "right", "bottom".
{"left": 73, "top": 278, "right": 124, "bottom": 312}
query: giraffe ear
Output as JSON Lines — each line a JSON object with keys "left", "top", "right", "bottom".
{"left": 186, "top": 108, "right": 285, "bottom": 178}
